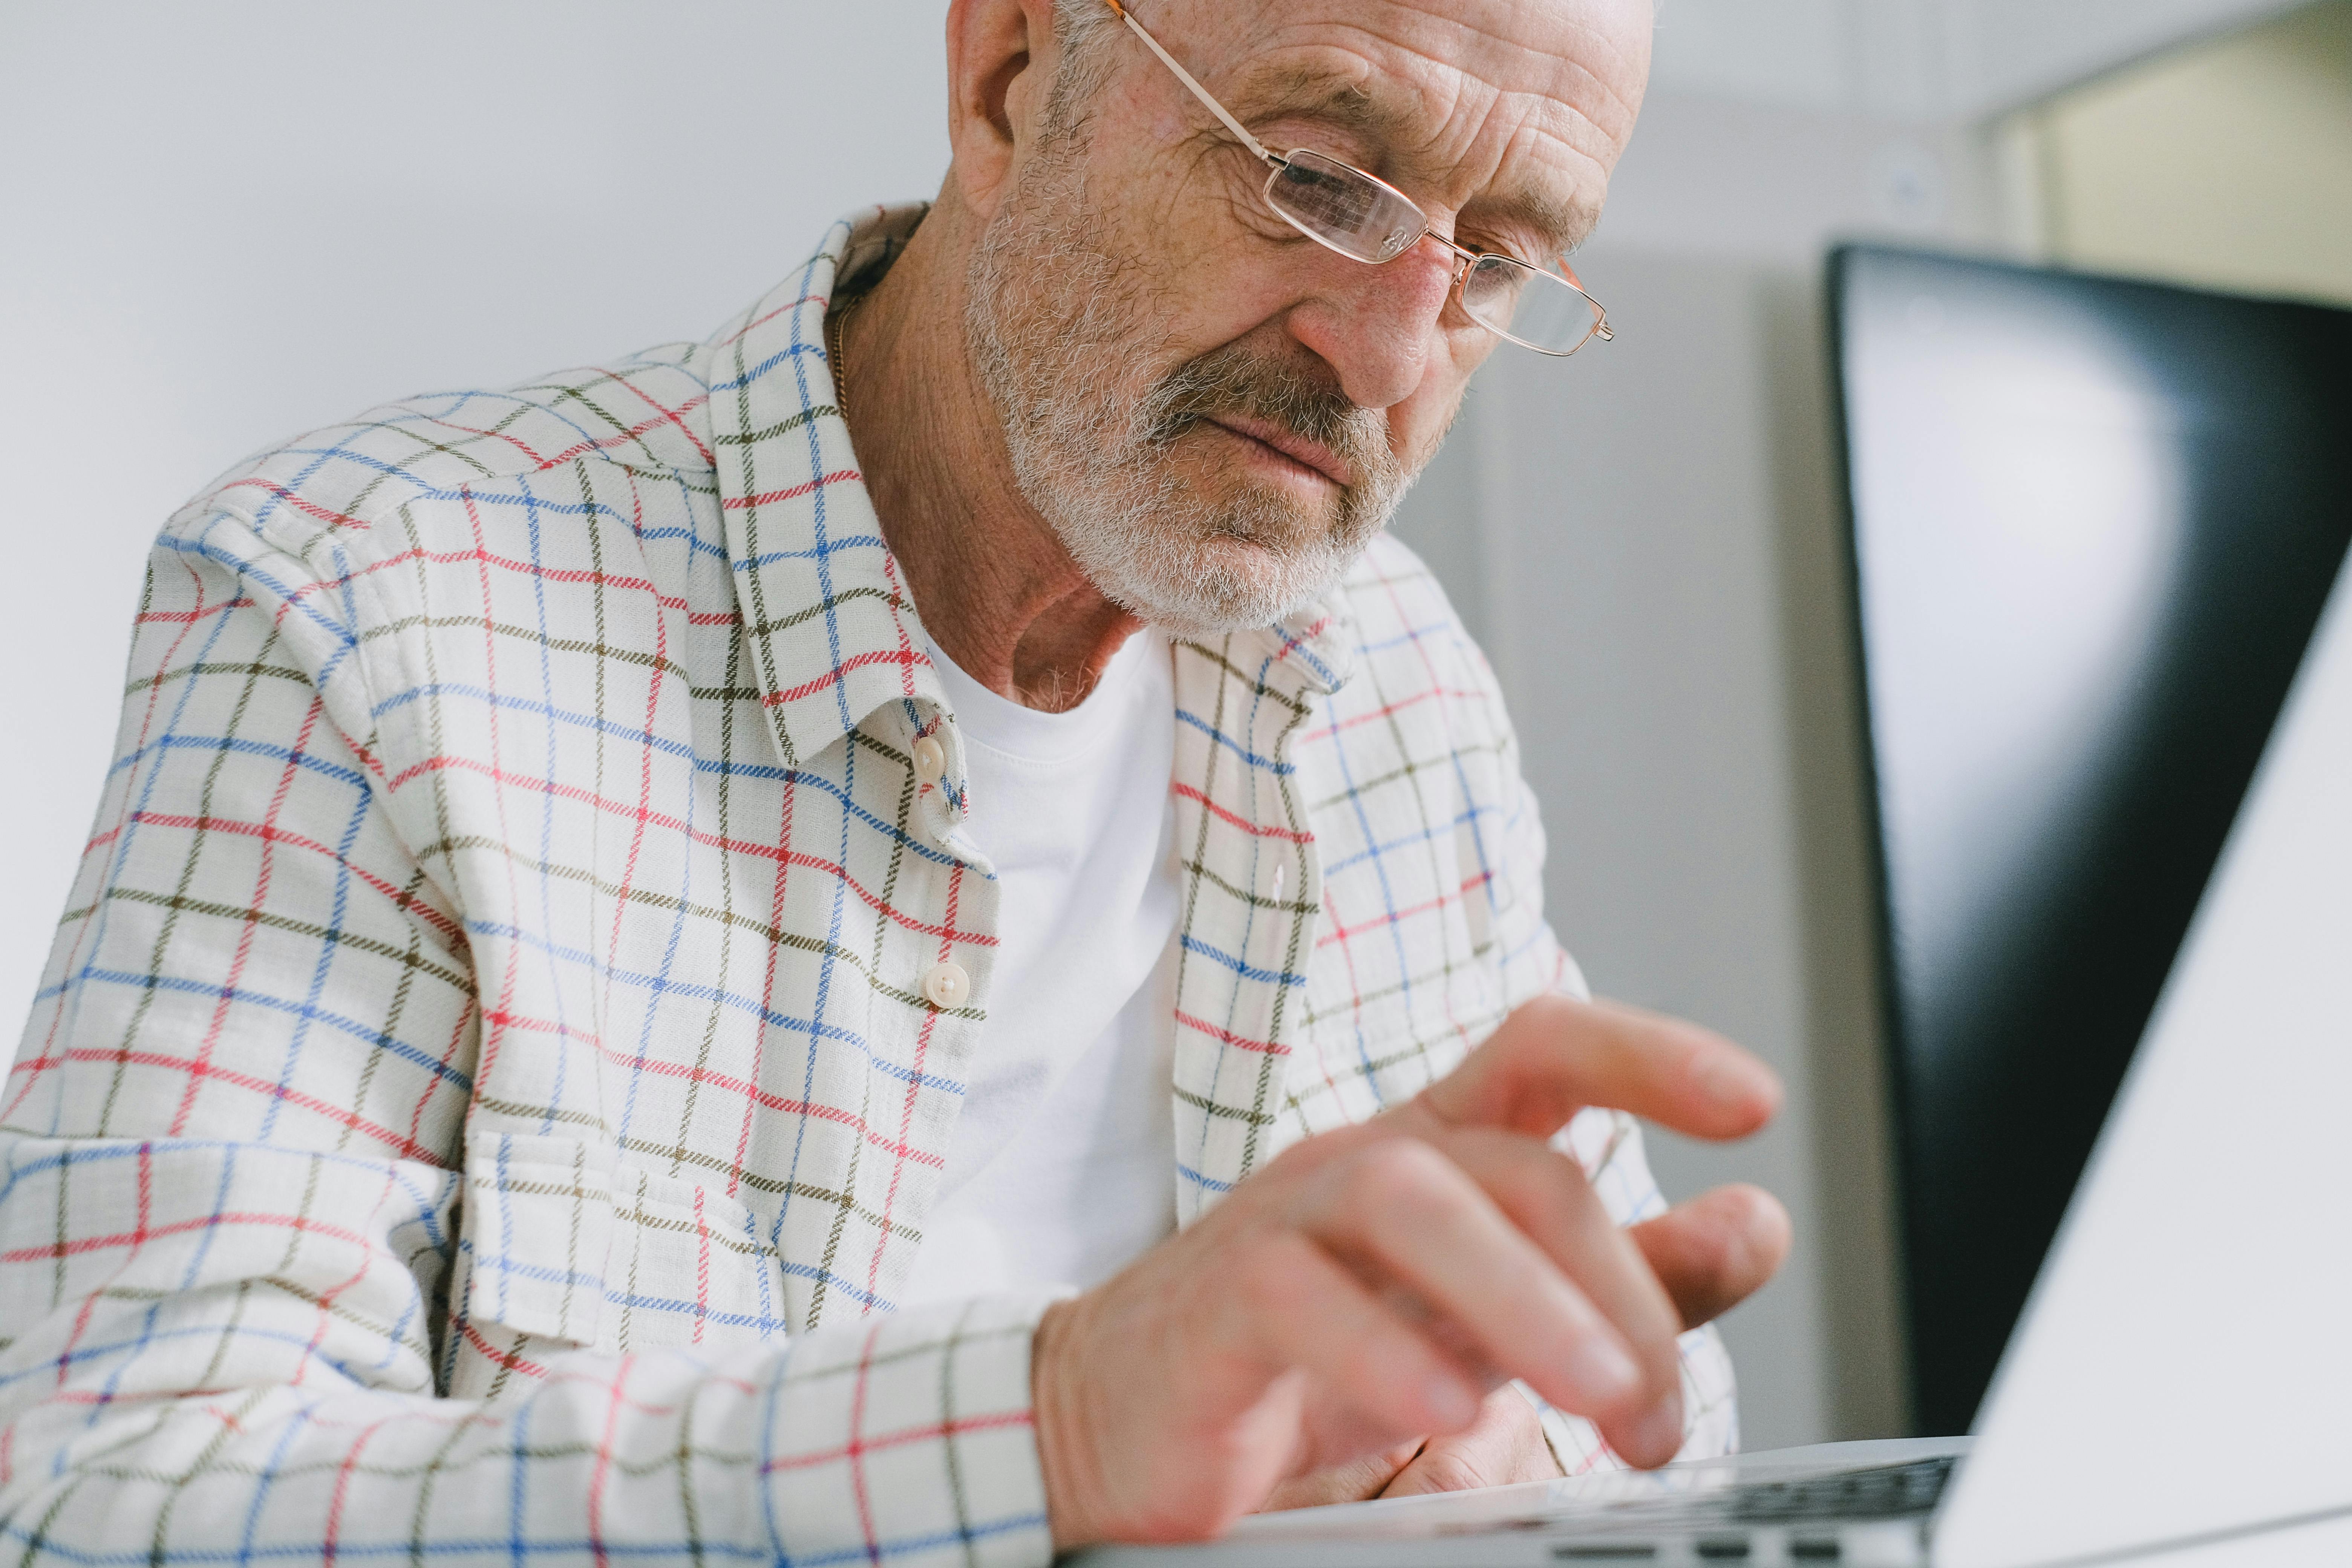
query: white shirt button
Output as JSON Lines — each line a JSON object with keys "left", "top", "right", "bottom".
{"left": 911, "top": 735, "right": 946, "bottom": 786}
{"left": 921, "top": 960, "right": 970, "bottom": 1009}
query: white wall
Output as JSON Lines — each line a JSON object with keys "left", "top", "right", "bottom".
{"left": 0, "top": 2, "right": 955, "bottom": 1039}
{"left": 2017, "top": 0, "right": 2352, "bottom": 305}
{"left": 1648, "top": 0, "right": 2308, "bottom": 119}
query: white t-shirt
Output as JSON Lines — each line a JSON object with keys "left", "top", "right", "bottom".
{"left": 896, "top": 625, "right": 1182, "bottom": 1305}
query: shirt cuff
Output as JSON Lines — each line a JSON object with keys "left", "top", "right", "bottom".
{"left": 763, "top": 1291, "right": 1069, "bottom": 1568}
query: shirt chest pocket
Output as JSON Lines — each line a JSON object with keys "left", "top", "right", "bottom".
{"left": 599, "top": 1165, "right": 793, "bottom": 1350}
{"left": 458, "top": 1132, "right": 790, "bottom": 1357}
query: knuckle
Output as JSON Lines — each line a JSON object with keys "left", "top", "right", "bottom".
{"left": 1405, "top": 1447, "right": 1494, "bottom": 1495}
{"left": 1230, "top": 1230, "right": 1312, "bottom": 1318}
{"left": 1491, "top": 1139, "right": 1592, "bottom": 1214}
{"left": 1539, "top": 1141, "right": 1603, "bottom": 1197}
{"left": 1264, "top": 1120, "right": 1372, "bottom": 1181}
{"left": 1344, "top": 1136, "right": 1452, "bottom": 1210}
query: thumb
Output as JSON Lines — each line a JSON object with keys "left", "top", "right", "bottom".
{"left": 1627, "top": 1183, "right": 1791, "bottom": 1330}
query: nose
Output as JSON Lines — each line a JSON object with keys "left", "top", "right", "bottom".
{"left": 1282, "top": 237, "right": 1459, "bottom": 411}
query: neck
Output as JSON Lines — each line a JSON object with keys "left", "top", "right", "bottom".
{"left": 837, "top": 196, "right": 1144, "bottom": 713}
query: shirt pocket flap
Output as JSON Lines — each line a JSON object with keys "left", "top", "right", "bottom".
{"left": 604, "top": 1167, "right": 792, "bottom": 1347}
{"left": 462, "top": 1132, "right": 616, "bottom": 1346}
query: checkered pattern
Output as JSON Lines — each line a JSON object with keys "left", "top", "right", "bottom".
{"left": 0, "top": 205, "right": 1732, "bottom": 1568}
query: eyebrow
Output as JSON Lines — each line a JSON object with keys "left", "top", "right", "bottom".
{"left": 1222, "top": 63, "right": 1597, "bottom": 261}
{"left": 1489, "top": 187, "right": 1598, "bottom": 260}
{"left": 1229, "top": 64, "right": 1414, "bottom": 142}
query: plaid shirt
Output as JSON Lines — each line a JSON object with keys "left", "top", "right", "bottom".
{"left": 1, "top": 206, "right": 1733, "bottom": 1568}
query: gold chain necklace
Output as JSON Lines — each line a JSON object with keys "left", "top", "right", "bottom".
{"left": 826, "top": 289, "right": 867, "bottom": 420}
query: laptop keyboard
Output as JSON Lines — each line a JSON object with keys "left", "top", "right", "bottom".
{"left": 1478, "top": 1455, "right": 1957, "bottom": 1536}
{"left": 1716, "top": 1456, "right": 1955, "bottom": 1522}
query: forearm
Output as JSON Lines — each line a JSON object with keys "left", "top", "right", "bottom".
{"left": 1, "top": 1323, "right": 1052, "bottom": 1568}
{"left": 0, "top": 1133, "right": 1057, "bottom": 1568}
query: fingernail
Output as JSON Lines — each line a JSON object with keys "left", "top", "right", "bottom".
{"left": 1564, "top": 1333, "right": 1642, "bottom": 1404}
{"left": 1627, "top": 1393, "right": 1684, "bottom": 1464}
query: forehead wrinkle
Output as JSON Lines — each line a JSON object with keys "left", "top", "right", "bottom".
{"left": 1461, "top": 92, "right": 1616, "bottom": 256}
{"left": 1149, "top": 1, "right": 1637, "bottom": 254}
{"left": 1218, "top": 53, "right": 1602, "bottom": 260}
{"left": 1406, "top": 8, "right": 1644, "bottom": 184}
{"left": 1222, "top": 51, "right": 1500, "bottom": 201}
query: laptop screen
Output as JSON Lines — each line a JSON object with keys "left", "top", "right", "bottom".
{"left": 1935, "top": 421, "right": 2352, "bottom": 1568}
{"left": 1831, "top": 246, "right": 2352, "bottom": 1434}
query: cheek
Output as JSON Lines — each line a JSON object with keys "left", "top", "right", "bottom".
{"left": 1093, "top": 142, "right": 1306, "bottom": 346}
{"left": 1124, "top": 231, "right": 1309, "bottom": 380}
{"left": 1140, "top": 93, "right": 1195, "bottom": 152}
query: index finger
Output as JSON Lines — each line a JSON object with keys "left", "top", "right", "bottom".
{"left": 1416, "top": 994, "right": 1781, "bottom": 1141}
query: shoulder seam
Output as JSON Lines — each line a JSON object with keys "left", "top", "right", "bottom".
{"left": 186, "top": 359, "right": 715, "bottom": 545}
{"left": 193, "top": 499, "right": 385, "bottom": 739}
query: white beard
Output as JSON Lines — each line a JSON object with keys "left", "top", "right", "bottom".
{"left": 963, "top": 144, "right": 1409, "bottom": 637}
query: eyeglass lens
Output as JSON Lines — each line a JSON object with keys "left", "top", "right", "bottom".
{"left": 1264, "top": 149, "right": 1604, "bottom": 356}
{"left": 1461, "top": 256, "right": 1603, "bottom": 355}
{"left": 1268, "top": 150, "right": 1427, "bottom": 263}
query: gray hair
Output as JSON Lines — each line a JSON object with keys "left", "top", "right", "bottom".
{"left": 1040, "top": 0, "right": 1125, "bottom": 141}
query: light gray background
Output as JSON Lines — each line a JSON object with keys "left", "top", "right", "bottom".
{"left": 0, "top": 0, "right": 2301, "bottom": 1451}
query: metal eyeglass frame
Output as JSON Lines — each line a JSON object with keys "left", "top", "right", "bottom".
{"left": 1101, "top": 0, "right": 1613, "bottom": 357}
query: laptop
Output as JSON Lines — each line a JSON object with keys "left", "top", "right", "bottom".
{"left": 1069, "top": 525, "right": 2352, "bottom": 1563}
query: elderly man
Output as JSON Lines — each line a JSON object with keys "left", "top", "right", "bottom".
{"left": 0, "top": 0, "right": 1791, "bottom": 1562}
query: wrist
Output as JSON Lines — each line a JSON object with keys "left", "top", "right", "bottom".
{"left": 1032, "top": 1297, "right": 1107, "bottom": 1549}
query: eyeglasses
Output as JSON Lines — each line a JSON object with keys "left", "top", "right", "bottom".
{"left": 1101, "top": 0, "right": 1614, "bottom": 358}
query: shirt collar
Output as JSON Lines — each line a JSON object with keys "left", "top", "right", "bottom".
{"left": 698, "top": 204, "right": 1352, "bottom": 767}
{"left": 699, "top": 203, "right": 942, "bottom": 766}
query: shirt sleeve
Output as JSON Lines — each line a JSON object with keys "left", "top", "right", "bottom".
{"left": 0, "top": 508, "right": 1057, "bottom": 1568}
{"left": 1470, "top": 634, "right": 1743, "bottom": 1473}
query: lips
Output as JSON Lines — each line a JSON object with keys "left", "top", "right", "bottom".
{"left": 1204, "top": 414, "right": 1356, "bottom": 489}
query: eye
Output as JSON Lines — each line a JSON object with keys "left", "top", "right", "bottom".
{"left": 1222, "top": 156, "right": 1319, "bottom": 243}
{"left": 1232, "top": 176, "right": 1301, "bottom": 240}
{"left": 1458, "top": 230, "right": 1541, "bottom": 268}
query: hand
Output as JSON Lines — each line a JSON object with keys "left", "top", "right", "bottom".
{"left": 1380, "top": 1387, "right": 1564, "bottom": 1498}
{"left": 1029, "top": 994, "right": 1792, "bottom": 1547}
{"left": 1259, "top": 1387, "right": 1560, "bottom": 1511}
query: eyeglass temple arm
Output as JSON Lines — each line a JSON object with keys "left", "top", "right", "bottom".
{"left": 1104, "top": 0, "right": 1285, "bottom": 169}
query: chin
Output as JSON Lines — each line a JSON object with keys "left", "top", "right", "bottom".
{"left": 1089, "top": 525, "right": 1348, "bottom": 638}
{"left": 1035, "top": 440, "right": 1386, "bottom": 637}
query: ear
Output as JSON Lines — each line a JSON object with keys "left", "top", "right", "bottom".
{"left": 944, "top": 0, "right": 1063, "bottom": 220}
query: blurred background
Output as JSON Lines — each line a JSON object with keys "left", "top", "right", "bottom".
{"left": 4, "top": 0, "right": 2348, "bottom": 1452}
